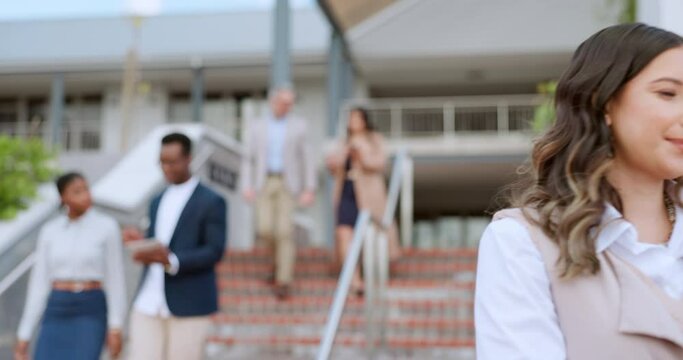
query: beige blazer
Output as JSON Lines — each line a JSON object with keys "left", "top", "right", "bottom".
{"left": 494, "top": 208, "right": 683, "bottom": 359}
{"left": 240, "top": 114, "right": 316, "bottom": 195}
{"left": 328, "top": 133, "right": 399, "bottom": 256}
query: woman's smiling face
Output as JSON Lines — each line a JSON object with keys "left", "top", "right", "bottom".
{"left": 607, "top": 46, "right": 683, "bottom": 180}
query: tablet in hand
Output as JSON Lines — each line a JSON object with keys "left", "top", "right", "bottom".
{"left": 125, "top": 238, "right": 163, "bottom": 253}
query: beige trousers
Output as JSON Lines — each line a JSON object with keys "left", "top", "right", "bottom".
{"left": 256, "top": 175, "right": 296, "bottom": 284}
{"left": 127, "top": 311, "right": 211, "bottom": 360}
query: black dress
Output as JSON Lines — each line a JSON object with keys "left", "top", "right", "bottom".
{"left": 337, "top": 157, "right": 359, "bottom": 226}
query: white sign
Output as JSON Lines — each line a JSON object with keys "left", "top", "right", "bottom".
{"left": 125, "top": 0, "right": 162, "bottom": 17}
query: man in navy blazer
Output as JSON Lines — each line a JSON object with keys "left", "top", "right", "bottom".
{"left": 124, "top": 133, "right": 227, "bottom": 360}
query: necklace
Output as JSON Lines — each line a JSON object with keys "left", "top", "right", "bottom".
{"left": 664, "top": 192, "right": 676, "bottom": 242}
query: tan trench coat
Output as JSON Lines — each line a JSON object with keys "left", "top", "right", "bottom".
{"left": 327, "top": 132, "right": 400, "bottom": 259}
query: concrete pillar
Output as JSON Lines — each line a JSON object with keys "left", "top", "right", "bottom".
{"left": 327, "top": 32, "right": 343, "bottom": 137}
{"left": 324, "top": 30, "right": 357, "bottom": 247}
{"left": 16, "top": 98, "right": 28, "bottom": 136}
{"left": 48, "top": 73, "right": 65, "bottom": 148}
{"left": 271, "top": 0, "right": 291, "bottom": 88}
{"left": 191, "top": 65, "right": 204, "bottom": 123}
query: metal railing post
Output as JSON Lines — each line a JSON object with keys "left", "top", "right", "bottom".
{"left": 376, "top": 230, "right": 389, "bottom": 349}
{"left": 390, "top": 104, "right": 402, "bottom": 139}
{"left": 443, "top": 102, "right": 455, "bottom": 138}
{"left": 497, "top": 100, "right": 509, "bottom": 134}
{"left": 400, "top": 155, "right": 414, "bottom": 248}
{"left": 363, "top": 224, "right": 377, "bottom": 356}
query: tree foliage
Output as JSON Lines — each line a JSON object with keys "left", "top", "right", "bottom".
{"left": 532, "top": 81, "right": 557, "bottom": 133}
{"left": 0, "top": 136, "right": 57, "bottom": 220}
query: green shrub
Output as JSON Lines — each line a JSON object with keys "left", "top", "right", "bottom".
{"left": 532, "top": 81, "right": 557, "bottom": 133}
{"left": 532, "top": 0, "right": 635, "bottom": 133}
{"left": 609, "top": 0, "right": 636, "bottom": 23}
{"left": 0, "top": 136, "right": 57, "bottom": 220}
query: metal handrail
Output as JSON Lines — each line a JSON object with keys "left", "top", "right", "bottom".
{"left": 0, "top": 190, "right": 59, "bottom": 298}
{"left": 317, "top": 149, "right": 410, "bottom": 360}
{"left": 0, "top": 254, "right": 35, "bottom": 298}
{"left": 317, "top": 211, "right": 372, "bottom": 360}
{"left": 382, "top": 149, "right": 407, "bottom": 227}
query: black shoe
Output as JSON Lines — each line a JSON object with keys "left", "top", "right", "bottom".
{"left": 351, "top": 284, "right": 364, "bottom": 298}
{"left": 274, "top": 284, "right": 291, "bottom": 300}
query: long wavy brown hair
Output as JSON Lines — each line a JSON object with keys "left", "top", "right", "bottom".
{"left": 514, "top": 23, "right": 683, "bottom": 278}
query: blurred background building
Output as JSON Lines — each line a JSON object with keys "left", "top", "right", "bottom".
{"left": 0, "top": 0, "right": 630, "bottom": 248}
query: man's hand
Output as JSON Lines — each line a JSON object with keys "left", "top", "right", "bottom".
{"left": 325, "top": 156, "right": 338, "bottom": 172}
{"left": 133, "top": 244, "right": 170, "bottom": 265}
{"left": 122, "top": 227, "right": 144, "bottom": 243}
{"left": 107, "top": 330, "right": 123, "bottom": 359}
{"left": 14, "top": 340, "right": 28, "bottom": 360}
{"left": 298, "top": 190, "right": 315, "bottom": 207}
{"left": 243, "top": 188, "right": 257, "bottom": 203}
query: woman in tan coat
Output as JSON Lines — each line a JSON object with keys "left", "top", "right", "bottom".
{"left": 326, "top": 107, "right": 400, "bottom": 296}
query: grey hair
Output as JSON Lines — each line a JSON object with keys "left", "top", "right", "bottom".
{"left": 268, "top": 83, "right": 296, "bottom": 100}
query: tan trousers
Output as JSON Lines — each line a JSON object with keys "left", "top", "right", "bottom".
{"left": 256, "top": 175, "right": 295, "bottom": 284}
{"left": 127, "top": 311, "right": 211, "bottom": 360}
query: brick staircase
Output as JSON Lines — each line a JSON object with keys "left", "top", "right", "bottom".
{"left": 205, "top": 248, "right": 477, "bottom": 359}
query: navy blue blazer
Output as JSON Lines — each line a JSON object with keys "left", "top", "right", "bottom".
{"left": 141, "top": 182, "right": 227, "bottom": 317}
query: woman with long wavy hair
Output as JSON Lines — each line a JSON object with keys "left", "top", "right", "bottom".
{"left": 475, "top": 23, "right": 683, "bottom": 359}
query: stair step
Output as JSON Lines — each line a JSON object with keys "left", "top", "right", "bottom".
{"left": 212, "top": 325, "right": 473, "bottom": 341}
{"left": 213, "top": 314, "right": 474, "bottom": 330}
{"left": 401, "top": 248, "right": 478, "bottom": 258}
{"left": 221, "top": 287, "right": 473, "bottom": 302}
{"left": 220, "top": 295, "right": 473, "bottom": 307}
{"left": 217, "top": 262, "right": 477, "bottom": 277}
{"left": 207, "top": 334, "right": 475, "bottom": 348}
{"left": 205, "top": 342, "right": 476, "bottom": 360}
{"left": 209, "top": 246, "right": 479, "bottom": 359}
{"left": 219, "top": 278, "right": 475, "bottom": 294}
{"left": 219, "top": 295, "right": 474, "bottom": 318}
{"left": 226, "top": 247, "right": 477, "bottom": 257}
{"left": 226, "top": 247, "right": 330, "bottom": 259}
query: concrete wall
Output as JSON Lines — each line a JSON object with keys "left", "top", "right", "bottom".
{"left": 101, "top": 86, "right": 169, "bottom": 153}
{"left": 350, "top": 0, "right": 620, "bottom": 57}
{"left": 350, "top": 0, "right": 621, "bottom": 96}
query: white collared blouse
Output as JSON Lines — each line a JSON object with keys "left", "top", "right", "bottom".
{"left": 475, "top": 204, "right": 683, "bottom": 359}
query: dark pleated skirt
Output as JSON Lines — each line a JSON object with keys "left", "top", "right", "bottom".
{"left": 337, "top": 179, "right": 360, "bottom": 226}
{"left": 34, "top": 289, "right": 107, "bottom": 360}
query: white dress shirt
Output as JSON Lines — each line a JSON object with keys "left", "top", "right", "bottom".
{"left": 267, "top": 115, "right": 288, "bottom": 173}
{"left": 17, "top": 209, "right": 126, "bottom": 341}
{"left": 133, "top": 177, "right": 198, "bottom": 317}
{"left": 475, "top": 204, "right": 683, "bottom": 360}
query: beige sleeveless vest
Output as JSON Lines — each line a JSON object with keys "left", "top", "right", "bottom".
{"left": 494, "top": 209, "right": 683, "bottom": 360}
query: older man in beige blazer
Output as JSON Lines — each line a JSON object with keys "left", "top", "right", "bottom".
{"left": 241, "top": 87, "right": 316, "bottom": 299}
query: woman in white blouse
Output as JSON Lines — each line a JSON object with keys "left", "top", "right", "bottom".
{"left": 14, "top": 173, "right": 126, "bottom": 360}
{"left": 476, "top": 24, "right": 683, "bottom": 359}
